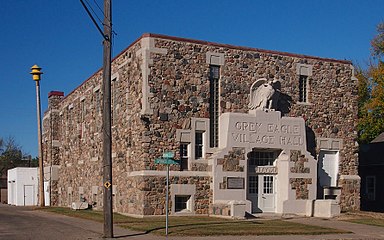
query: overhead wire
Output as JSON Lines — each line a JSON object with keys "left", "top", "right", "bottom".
{"left": 93, "top": 0, "right": 106, "bottom": 19}
{"left": 84, "top": 0, "right": 104, "bottom": 26}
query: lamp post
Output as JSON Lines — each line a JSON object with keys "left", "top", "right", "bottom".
{"left": 30, "top": 64, "right": 45, "bottom": 207}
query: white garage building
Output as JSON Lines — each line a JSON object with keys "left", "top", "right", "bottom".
{"left": 7, "top": 168, "right": 38, "bottom": 206}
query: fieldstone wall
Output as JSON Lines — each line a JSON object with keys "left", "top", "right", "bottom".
{"left": 139, "top": 176, "right": 211, "bottom": 215}
{"left": 150, "top": 35, "right": 358, "bottom": 211}
{"left": 217, "top": 147, "right": 245, "bottom": 172}
{"left": 290, "top": 178, "right": 312, "bottom": 200}
{"left": 42, "top": 33, "right": 359, "bottom": 215}
{"left": 290, "top": 150, "right": 310, "bottom": 174}
{"left": 339, "top": 177, "right": 360, "bottom": 212}
{"left": 211, "top": 203, "right": 231, "bottom": 217}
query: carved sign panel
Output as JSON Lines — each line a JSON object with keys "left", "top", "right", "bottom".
{"left": 220, "top": 111, "right": 307, "bottom": 151}
{"left": 255, "top": 166, "right": 277, "bottom": 174}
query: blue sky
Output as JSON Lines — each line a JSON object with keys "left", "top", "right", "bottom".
{"left": 0, "top": 0, "right": 383, "bottom": 157}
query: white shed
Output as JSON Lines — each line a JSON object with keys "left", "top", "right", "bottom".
{"left": 7, "top": 167, "right": 38, "bottom": 206}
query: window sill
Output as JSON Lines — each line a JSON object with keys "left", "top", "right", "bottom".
{"left": 297, "top": 102, "right": 312, "bottom": 106}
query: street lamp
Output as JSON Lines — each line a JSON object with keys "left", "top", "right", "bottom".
{"left": 30, "top": 64, "right": 45, "bottom": 207}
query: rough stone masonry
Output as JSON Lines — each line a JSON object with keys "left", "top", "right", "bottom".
{"left": 42, "top": 33, "right": 359, "bottom": 217}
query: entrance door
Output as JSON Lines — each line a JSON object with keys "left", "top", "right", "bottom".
{"left": 24, "top": 185, "right": 34, "bottom": 206}
{"left": 258, "top": 175, "right": 275, "bottom": 212}
{"left": 247, "top": 175, "right": 261, "bottom": 213}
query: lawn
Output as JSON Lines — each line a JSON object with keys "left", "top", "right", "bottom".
{"left": 341, "top": 211, "right": 384, "bottom": 228}
{"left": 347, "top": 218, "right": 384, "bottom": 227}
{"left": 40, "top": 207, "right": 347, "bottom": 236}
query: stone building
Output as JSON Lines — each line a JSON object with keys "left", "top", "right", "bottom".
{"left": 42, "top": 33, "right": 359, "bottom": 217}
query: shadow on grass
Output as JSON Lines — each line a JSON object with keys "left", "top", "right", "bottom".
{"left": 118, "top": 219, "right": 263, "bottom": 236}
{"left": 39, "top": 207, "right": 346, "bottom": 237}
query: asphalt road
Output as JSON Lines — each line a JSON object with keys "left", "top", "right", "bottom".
{"left": 0, "top": 204, "right": 103, "bottom": 240}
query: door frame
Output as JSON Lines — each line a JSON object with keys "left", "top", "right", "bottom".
{"left": 23, "top": 185, "right": 34, "bottom": 206}
{"left": 247, "top": 174, "right": 276, "bottom": 213}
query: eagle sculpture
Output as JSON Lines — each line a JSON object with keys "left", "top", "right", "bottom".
{"left": 249, "top": 78, "right": 280, "bottom": 111}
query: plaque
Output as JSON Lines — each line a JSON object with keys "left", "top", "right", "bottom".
{"left": 227, "top": 177, "right": 244, "bottom": 189}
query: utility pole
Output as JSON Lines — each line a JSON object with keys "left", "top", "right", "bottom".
{"left": 102, "top": 0, "right": 113, "bottom": 238}
{"left": 80, "top": 0, "right": 113, "bottom": 236}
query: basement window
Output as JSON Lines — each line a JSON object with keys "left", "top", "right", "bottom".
{"left": 175, "top": 195, "right": 191, "bottom": 212}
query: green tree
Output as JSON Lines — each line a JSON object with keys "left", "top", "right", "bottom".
{"left": 0, "top": 136, "right": 34, "bottom": 177}
{"left": 358, "top": 22, "right": 384, "bottom": 144}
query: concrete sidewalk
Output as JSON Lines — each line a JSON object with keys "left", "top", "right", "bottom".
{"left": 29, "top": 210, "right": 384, "bottom": 240}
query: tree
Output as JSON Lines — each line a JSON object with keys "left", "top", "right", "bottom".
{"left": 358, "top": 22, "right": 384, "bottom": 144}
{"left": 0, "top": 136, "right": 33, "bottom": 177}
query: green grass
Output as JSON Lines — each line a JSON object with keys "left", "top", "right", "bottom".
{"left": 346, "top": 218, "right": 384, "bottom": 228}
{"left": 39, "top": 207, "right": 347, "bottom": 236}
{"left": 341, "top": 211, "right": 384, "bottom": 228}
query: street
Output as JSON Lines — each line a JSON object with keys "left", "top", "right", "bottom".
{"left": 0, "top": 204, "right": 103, "bottom": 240}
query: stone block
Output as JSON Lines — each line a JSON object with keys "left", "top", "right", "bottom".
{"left": 313, "top": 200, "right": 340, "bottom": 218}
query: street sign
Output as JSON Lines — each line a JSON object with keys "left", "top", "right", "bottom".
{"left": 155, "top": 158, "right": 179, "bottom": 165}
{"left": 163, "top": 151, "right": 174, "bottom": 159}
{"left": 104, "top": 181, "right": 111, "bottom": 189}
{"left": 154, "top": 151, "right": 179, "bottom": 236}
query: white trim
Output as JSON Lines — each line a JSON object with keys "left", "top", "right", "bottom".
{"left": 171, "top": 184, "right": 196, "bottom": 214}
{"left": 339, "top": 175, "right": 360, "bottom": 180}
{"left": 138, "top": 36, "right": 168, "bottom": 115}
{"left": 206, "top": 52, "right": 225, "bottom": 66}
{"left": 126, "top": 170, "right": 211, "bottom": 177}
{"left": 296, "top": 63, "right": 313, "bottom": 76}
{"left": 112, "top": 72, "right": 119, "bottom": 81}
{"left": 93, "top": 85, "right": 101, "bottom": 92}
{"left": 318, "top": 138, "right": 343, "bottom": 151}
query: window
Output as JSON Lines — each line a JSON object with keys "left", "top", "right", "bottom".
{"left": 299, "top": 75, "right": 308, "bottom": 102}
{"left": 112, "top": 78, "right": 118, "bottom": 123}
{"left": 248, "top": 176, "right": 258, "bottom": 194}
{"left": 248, "top": 151, "right": 275, "bottom": 166}
{"left": 67, "top": 106, "right": 73, "bottom": 134}
{"left": 195, "top": 132, "right": 203, "bottom": 159}
{"left": 80, "top": 99, "right": 86, "bottom": 122}
{"left": 263, "top": 176, "right": 273, "bottom": 194}
{"left": 95, "top": 89, "right": 101, "bottom": 114}
{"left": 179, "top": 143, "right": 189, "bottom": 170}
{"left": 366, "top": 176, "right": 376, "bottom": 201}
{"left": 209, "top": 65, "right": 220, "bottom": 148}
{"left": 175, "top": 195, "right": 191, "bottom": 212}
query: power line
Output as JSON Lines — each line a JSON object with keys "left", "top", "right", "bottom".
{"left": 85, "top": 0, "right": 104, "bottom": 25}
{"left": 80, "top": 0, "right": 107, "bottom": 40}
{"left": 93, "top": 0, "right": 105, "bottom": 19}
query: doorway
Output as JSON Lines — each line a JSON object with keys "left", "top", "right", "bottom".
{"left": 23, "top": 185, "right": 34, "bottom": 206}
{"left": 247, "top": 149, "right": 278, "bottom": 213}
{"left": 247, "top": 174, "right": 276, "bottom": 213}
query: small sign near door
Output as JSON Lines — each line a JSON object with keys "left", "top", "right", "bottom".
{"left": 227, "top": 177, "right": 244, "bottom": 189}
